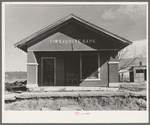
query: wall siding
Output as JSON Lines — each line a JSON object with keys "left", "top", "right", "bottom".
{"left": 56, "top": 56, "right": 65, "bottom": 86}
{"left": 27, "top": 65, "right": 37, "bottom": 85}
{"left": 27, "top": 51, "right": 37, "bottom": 63}
{"left": 109, "top": 64, "right": 119, "bottom": 83}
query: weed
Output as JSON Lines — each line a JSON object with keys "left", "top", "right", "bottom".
{"left": 5, "top": 96, "right": 146, "bottom": 111}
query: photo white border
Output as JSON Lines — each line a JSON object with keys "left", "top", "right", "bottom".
{"left": 2, "top": 2, "right": 149, "bottom": 123}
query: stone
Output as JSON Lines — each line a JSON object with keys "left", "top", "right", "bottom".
{"left": 137, "top": 99, "right": 147, "bottom": 108}
{"left": 5, "top": 94, "right": 16, "bottom": 101}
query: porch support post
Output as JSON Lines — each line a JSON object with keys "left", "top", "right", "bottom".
{"left": 108, "top": 61, "right": 119, "bottom": 87}
{"left": 27, "top": 51, "right": 38, "bottom": 88}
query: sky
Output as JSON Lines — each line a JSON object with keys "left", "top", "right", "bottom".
{"left": 4, "top": 3, "right": 147, "bottom": 71}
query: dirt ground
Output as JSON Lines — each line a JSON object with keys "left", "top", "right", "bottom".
{"left": 5, "top": 96, "right": 146, "bottom": 111}
{"left": 5, "top": 83, "right": 147, "bottom": 111}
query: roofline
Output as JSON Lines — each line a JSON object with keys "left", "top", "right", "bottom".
{"left": 14, "top": 13, "right": 132, "bottom": 48}
{"left": 14, "top": 14, "right": 73, "bottom": 47}
{"left": 72, "top": 14, "right": 132, "bottom": 45}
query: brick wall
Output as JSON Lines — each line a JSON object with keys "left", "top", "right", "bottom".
{"left": 27, "top": 51, "right": 119, "bottom": 87}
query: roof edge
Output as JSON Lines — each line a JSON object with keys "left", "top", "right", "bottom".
{"left": 14, "top": 14, "right": 73, "bottom": 48}
{"left": 14, "top": 13, "right": 132, "bottom": 49}
{"left": 72, "top": 14, "right": 132, "bottom": 45}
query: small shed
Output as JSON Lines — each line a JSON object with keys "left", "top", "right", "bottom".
{"left": 129, "top": 64, "right": 147, "bottom": 83}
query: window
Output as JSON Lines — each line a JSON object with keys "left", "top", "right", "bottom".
{"left": 136, "top": 69, "right": 144, "bottom": 73}
{"left": 80, "top": 54, "right": 100, "bottom": 80}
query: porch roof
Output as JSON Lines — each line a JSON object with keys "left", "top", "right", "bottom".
{"left": 14, "top": 14, "right": 132, "bottom": 52}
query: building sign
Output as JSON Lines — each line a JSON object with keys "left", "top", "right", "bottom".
{"left": 50, "top": 39, "right": 96, "bottom": 44}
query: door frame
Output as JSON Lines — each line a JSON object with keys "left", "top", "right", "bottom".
{"left": 41, "top": 57, "right": 56, "bottom": 86}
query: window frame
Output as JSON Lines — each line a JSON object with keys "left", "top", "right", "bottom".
{"left": 80, "top": 53, "right": 100, "bottom": 81}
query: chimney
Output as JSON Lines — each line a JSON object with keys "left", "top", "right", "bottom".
{"left": 139, "top": 61, "right": 142, "bottom": 66}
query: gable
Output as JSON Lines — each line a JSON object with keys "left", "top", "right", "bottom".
{"left": 28, "top": 22, "right": 125, "bottom": 51}
{"left": 15, "top": 14, "right": 132, "bottom": 52}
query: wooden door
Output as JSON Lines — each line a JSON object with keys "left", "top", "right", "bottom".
{"left": 42, "top": 58, "right": 55, "bottom": 86}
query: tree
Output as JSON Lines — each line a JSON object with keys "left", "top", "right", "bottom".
{"left": 118, "top": 43, "right": 146, "bottom": 71}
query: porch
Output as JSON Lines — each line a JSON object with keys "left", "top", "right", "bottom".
{"left": 30, "top": 51, "right": 112, "bottom": 87}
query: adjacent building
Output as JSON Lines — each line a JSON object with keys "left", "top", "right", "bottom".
{"left": 129, "top": 63, "right": 147, "bottom": 83}
{"left": 119, "top": 58, "right": 147, "bottom": 83}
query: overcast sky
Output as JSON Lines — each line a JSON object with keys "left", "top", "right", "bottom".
{"left": 4, "top": 3, "right": 147, "bottom": 71}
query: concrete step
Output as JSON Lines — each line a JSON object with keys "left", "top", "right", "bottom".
{"left": 5, "top": 94, "right": 16, "bottom": 101}
{"left": 28, "top": 87, "right": 119, "bottom": 92}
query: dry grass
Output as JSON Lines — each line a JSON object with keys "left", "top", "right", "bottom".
{"left": 5, "top": 97, "right": 146, "bottom": 111}
{"left": 79, "top": 97, "right": 145, "bottom": 110}
{"left": 119, "top": 83, "right": 146, "bottom": 92}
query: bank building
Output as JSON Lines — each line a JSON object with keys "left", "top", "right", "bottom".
{"left": 15, "top": 14, "right": 132, "bottom": 88}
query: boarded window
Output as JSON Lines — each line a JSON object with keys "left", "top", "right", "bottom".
{"left": 82, "top": 55, "right": 98, "bottom": 79}
{"left": 136, "top": 69, "right": 144, "bottom": 73}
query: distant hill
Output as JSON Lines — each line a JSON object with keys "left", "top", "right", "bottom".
{"left": 5, "top": 71, "right": 27, "bottom": 83}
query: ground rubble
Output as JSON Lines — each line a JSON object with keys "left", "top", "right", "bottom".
{"left": 5, "top": 83, "right": 147, "bottom": 111}
{"left": 5, "top": 89, "right": 146, "bottom": 101}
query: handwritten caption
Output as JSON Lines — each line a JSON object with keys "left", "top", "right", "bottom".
{"left": 75, "top": 112, "right": 90, "bottom": 115}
